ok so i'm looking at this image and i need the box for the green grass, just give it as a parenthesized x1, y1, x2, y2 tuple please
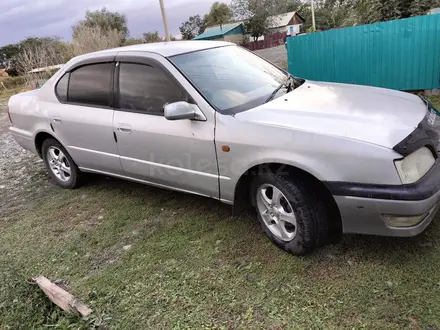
(1, 91, 440, 329)
(0, 87, 24, 108)
(428, 95, 440, 109)
(1, 169, 440, 329)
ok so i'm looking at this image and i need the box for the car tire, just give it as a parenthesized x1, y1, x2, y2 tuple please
(42, 138, 81, 189)
(251, 173, 329, 255)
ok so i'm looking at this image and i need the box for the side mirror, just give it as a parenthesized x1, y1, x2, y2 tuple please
(164, 101, 206, 121)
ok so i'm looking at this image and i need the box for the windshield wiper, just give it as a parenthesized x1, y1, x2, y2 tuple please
(264, 74, 295, 103)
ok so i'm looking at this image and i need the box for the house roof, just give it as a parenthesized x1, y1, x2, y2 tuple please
(268, 11, 304, 28)
(194, 22, 243, 40)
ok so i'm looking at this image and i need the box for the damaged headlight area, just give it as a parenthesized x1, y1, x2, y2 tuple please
(384, 204, 439, 227)
(394, 147, 435, 184)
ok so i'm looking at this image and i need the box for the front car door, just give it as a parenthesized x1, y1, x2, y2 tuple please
(52, 56, 123, 175)
(112, 52, 219, 198)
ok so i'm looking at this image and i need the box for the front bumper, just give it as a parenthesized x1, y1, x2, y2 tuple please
(327, 159, 440, 236)
(334, 192, 440, 236)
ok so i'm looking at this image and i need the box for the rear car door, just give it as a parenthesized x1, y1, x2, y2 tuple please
(112, 53, 219, 198)
(52, 58, 123, 175)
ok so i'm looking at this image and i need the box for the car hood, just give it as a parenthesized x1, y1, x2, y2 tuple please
(235, 81, 428, 149)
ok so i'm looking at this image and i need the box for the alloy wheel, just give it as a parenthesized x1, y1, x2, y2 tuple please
(256, 183, 297, 241)
(47, 146, 71, 182)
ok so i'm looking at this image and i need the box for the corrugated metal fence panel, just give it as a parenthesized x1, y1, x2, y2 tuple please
(287, 15, 440, 90)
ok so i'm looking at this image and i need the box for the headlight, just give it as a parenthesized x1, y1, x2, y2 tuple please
(394, 147, 435, 184)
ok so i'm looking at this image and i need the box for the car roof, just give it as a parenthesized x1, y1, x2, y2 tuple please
(85, 40, 233, 58)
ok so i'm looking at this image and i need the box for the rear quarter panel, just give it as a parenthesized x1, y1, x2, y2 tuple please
(8, 91, 53, 155)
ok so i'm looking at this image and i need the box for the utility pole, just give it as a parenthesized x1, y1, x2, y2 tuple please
(311, 0, 316, 31)
(159, 0, 170, 41)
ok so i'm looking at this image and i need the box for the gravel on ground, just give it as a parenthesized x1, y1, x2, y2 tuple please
(0, 101, 46, 218)
(254, 45, 288, 68)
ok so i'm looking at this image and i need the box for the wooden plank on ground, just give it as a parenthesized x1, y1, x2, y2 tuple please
(32, 276, 92, 317)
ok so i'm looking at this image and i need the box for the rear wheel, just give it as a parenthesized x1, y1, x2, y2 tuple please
(251, 173, 329, 255)
(42, 138, 81, 188)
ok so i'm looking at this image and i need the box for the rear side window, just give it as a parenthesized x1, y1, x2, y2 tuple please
(68, 63, 113, 107)
(118, 63, 185, 115)
(56, 73, 69, 102)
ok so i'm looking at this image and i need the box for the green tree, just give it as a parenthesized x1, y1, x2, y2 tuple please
(298, 0, 357, 30)
(0, 44, 20, 74)
(282, 0, 303, 12)
(231, 0, 282, 40)
(340, 0, 440, 27)
(409, 0, 440, 16)
(205, 2, 233, 27)
(179, 15, 206, 40)
(381, 0, 403, 21)
(244, 13, 270, 41)
(3, 37, 66, 76)
(233, 0, 302, 18)
(72, 8, 128, 42)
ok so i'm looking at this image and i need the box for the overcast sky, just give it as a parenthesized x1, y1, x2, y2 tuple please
(0, 0, 227, 47)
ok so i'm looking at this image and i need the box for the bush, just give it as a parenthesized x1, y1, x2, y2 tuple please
(71, 26, 123, 56)
(5, 67, 19, 77)
(1, 76, 26, 88)
(122, 38, 144, 46)
(240, 35, 250, 45)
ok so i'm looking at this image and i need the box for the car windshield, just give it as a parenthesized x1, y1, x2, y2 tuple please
(170, 45, 288, 114)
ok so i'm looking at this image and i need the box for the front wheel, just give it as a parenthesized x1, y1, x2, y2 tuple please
(251, 173, 329, 255)
(42, 138, 81, 189)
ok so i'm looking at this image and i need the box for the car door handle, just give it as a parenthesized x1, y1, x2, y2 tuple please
(116, 124, 132, 134)
(52, 117, 62, 124)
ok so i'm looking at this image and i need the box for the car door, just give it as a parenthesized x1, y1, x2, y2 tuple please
(52, 59, 123, 175)
(112, 54, 219, 198)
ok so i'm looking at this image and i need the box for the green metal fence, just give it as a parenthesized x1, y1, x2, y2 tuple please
(287, 14, 440, 91)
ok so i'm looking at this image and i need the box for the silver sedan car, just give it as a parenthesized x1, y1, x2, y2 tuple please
(8, 41, 440, 255)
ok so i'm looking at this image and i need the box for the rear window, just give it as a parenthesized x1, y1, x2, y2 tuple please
(55, 73, 69, 102)
(68, 63, 113, 107)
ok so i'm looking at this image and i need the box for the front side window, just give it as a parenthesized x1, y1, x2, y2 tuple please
(170, 46, 287, 113)
(118, 63, 185, 115)
(68, 63, 113, 107)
